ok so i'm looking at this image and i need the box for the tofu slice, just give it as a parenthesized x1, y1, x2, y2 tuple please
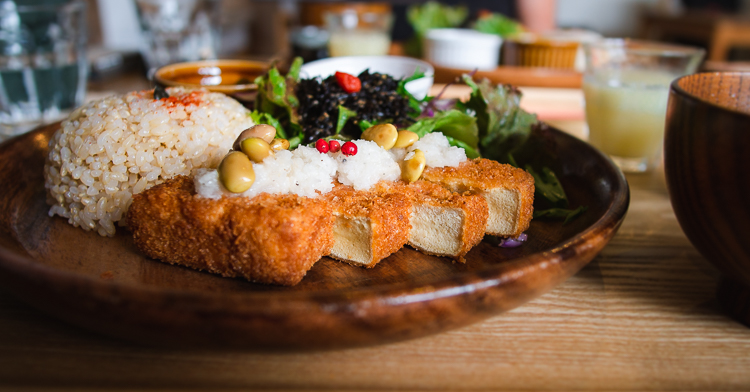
(127, 176, 334, 286)
(404, 180, 488, 262)
(325, 183, 412, 267)
(422, 159, 535, 237)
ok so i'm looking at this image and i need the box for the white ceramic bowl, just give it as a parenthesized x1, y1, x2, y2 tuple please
(299, 56, 434, 99)
(423, 28, 502, 70)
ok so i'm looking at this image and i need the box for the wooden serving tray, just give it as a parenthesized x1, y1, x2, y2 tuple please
(0, 122, 627, 351)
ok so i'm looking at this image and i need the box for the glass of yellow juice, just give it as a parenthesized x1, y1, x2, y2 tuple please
(324, 9, 393, 57)
(583, 40, 704, 172)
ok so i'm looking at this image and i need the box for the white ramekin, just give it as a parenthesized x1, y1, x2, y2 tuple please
(423, 28, 502, 70)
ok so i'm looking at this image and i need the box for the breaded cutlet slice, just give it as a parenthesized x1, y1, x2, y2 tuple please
(399, 180, 489, 262)
(422, 158, 534, 237)
(325, 182, 412, 268)
(127, 175, 334, 286)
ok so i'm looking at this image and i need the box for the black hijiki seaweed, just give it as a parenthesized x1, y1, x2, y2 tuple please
(296, 70, 415, 143)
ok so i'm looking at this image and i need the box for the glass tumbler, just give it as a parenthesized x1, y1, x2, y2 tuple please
(325, 9, 393, 57)
(0, 0, 87, 139)
(135, 0, 220, 76)
(583, 39, 704, 172)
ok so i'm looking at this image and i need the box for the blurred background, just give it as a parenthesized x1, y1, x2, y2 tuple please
(3, 0, 749, 139)
(83, 0, 750, 78)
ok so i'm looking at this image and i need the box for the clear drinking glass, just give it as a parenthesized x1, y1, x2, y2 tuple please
(325, 9, 393, 57)
(135, 0, 220, 76)
(0, 0, 87, 140)
(583, 39, 704, 172)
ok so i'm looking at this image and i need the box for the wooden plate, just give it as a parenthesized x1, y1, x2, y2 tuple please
(0, 123, 628, 351)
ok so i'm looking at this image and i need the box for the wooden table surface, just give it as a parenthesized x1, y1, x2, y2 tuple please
(1, 78, 750, 391)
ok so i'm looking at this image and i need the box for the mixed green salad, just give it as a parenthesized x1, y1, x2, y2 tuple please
(405, 1, 525, 57)
(251, 58, 585, 223)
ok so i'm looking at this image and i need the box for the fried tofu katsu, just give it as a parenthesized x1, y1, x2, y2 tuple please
(127, 175, 334, 286)
(422, 158, 534, 237)
(127, 158, 534, 286)
(325, 182, 412, 267)
(400, 180, 489, 262)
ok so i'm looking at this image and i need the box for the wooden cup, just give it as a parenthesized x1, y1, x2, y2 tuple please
(664, 72, 750, 326)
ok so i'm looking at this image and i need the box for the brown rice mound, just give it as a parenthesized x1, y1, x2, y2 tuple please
(44, 87, 254, 236)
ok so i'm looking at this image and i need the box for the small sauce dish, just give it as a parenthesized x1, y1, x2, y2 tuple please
(154, 60, 270, 95)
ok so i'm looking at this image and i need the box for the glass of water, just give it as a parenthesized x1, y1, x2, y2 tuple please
(135, 0, 220, 77)
(0, 0, 88, 140)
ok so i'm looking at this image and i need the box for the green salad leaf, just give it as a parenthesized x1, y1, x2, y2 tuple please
(249, 110, 303, 149)
(457, 74, 585, 223)
(459, 75, 537, 164)
(407, 109, 480, 158)
(525, 165, 586, 224)
(534, 206, 588, 225)
(253, 57, 304, 148)
(336, 105, 357, 135)
(472, 13, 525, 37)
(405, 1, 468, 57)
(396, 68, 431, 115)
(525, 165, 567, 208)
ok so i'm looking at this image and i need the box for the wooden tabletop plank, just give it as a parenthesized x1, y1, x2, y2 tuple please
(1, 175, 749, 390)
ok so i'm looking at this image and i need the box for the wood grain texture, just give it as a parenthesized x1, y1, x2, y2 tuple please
(0, 122, 627, 350)
(0, 176, 749, 390)
(432, 65, 582, 88)
(665, 72, 750, 326)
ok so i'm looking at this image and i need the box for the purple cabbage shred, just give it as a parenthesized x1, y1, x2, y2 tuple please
(499, 233, 528, 248)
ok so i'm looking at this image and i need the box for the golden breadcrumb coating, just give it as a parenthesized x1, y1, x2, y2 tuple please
(127, 175, 334, 286)
(402, 180, 488, 262)
(325, 182, 412, 267)
(422, 158, 534, 237)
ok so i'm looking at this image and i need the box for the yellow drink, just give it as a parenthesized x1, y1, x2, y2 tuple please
(583, 70, 675, 169)
(328, 31, 391, 57)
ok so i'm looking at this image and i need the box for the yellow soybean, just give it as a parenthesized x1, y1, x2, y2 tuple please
(393, 130, 419, 148)
(240, 137, 273, 163)
(401, 149, 426, 183)
(362, 123, 398, 150)
(218, 151, 255, 193)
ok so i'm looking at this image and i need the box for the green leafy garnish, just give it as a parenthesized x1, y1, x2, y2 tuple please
(534, 206, 588, 225)
(336, 106, 357, 135)
(525, 165, 586, 224)
(407, 109, 479, 158)
(396, 68, 430, 115)
(457, 73, 585, 223)
(472, 13, 525, 37)
(249, 110, 302, 149)
(287, 56, 303, 81)
(460, 75, 537, 164)
(525, 165, 567, 208)
(249, 111, 284, 136)
(405, 1, 468, 57)
(253, 57, 304, 148)
(359, 119, 374, 132)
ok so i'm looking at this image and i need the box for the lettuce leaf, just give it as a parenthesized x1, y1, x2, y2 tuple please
(407, 109, 479, 158)
(253, 57, 304, 148)
(249, 110, 303, 149)
(336, 105, 357, 135)
(396, 68, 430, 115)
(472, 13, 525, 37)
(460, 75, 537, 164)
(459, 74, 585, 222)
(405, 1, 468, 57)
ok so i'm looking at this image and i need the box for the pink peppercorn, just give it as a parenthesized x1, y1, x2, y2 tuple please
(315, 139, 329, 153)
(328, 140, 341, 153)
(341, 141, 357, 156)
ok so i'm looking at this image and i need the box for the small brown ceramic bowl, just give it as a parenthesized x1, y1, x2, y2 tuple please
(664, 72, 750, 326)
(153, 59, 269, 101)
